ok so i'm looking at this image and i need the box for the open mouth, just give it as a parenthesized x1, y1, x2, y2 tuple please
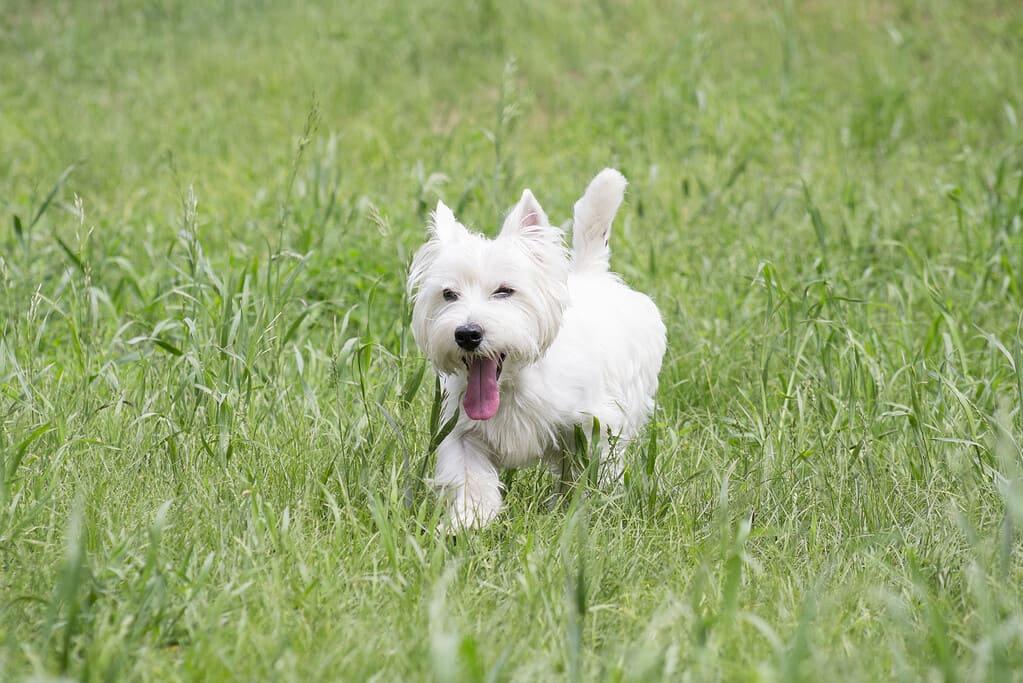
(461, 353, 505, 379)
(461, 353, 505, 421)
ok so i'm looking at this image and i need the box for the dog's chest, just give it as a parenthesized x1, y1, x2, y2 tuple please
(472, 390, 566, 468)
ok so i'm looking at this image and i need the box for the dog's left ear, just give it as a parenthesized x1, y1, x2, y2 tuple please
(500, 189, 550, 239)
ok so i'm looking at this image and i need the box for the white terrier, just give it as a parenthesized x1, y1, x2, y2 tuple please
(408, 169, 666, 529)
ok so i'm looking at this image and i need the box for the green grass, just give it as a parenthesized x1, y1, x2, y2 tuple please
(2, 0, 1023, 680)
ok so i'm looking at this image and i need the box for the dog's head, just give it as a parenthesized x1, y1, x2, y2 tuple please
(408, 190, 570, 420)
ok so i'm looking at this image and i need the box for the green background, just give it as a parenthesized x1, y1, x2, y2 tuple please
(2, 1, 1022, 680)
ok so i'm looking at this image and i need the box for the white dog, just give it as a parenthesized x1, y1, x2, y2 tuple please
(408, 169, 666, 529)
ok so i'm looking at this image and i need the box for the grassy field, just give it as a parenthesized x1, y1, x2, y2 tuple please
(2, 0, 1023, 680)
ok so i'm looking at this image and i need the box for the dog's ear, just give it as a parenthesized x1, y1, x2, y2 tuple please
(410, 201, 463, 295)
(500, 189, 550, 240)
(429, 200, 468, 242)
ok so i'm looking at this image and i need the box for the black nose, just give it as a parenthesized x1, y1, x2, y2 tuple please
(454, 323, 484, 351)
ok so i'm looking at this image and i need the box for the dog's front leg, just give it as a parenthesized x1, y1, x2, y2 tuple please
(434, 434, 502, 530)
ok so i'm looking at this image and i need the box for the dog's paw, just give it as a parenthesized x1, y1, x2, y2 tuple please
(439, 494, 502, 534)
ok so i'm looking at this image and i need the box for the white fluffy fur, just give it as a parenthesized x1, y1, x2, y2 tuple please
(408, 169, 666, 529)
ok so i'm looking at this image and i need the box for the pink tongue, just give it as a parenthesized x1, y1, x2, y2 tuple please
(463, 357, 500, 420)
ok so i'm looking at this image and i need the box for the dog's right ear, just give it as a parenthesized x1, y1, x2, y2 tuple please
(429, 200, 467, 242)
(410, 200, 469, 295)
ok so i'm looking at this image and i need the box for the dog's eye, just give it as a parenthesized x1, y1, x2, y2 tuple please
(442, 288, 459, 302)
(493, 286, 515, 299)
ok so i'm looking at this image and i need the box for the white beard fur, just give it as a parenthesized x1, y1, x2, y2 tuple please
(408, 169, 666, 530)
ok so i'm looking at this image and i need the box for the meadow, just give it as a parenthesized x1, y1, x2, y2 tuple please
(2, 0, 1023, 680)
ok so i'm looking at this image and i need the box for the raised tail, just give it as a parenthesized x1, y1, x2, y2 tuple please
(571, 168, 627, 273)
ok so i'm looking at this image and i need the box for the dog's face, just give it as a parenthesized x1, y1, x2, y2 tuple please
(408, 191, 569, 420)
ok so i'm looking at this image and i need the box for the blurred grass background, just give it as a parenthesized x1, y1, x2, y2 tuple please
(2, 1, 1023, 680)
